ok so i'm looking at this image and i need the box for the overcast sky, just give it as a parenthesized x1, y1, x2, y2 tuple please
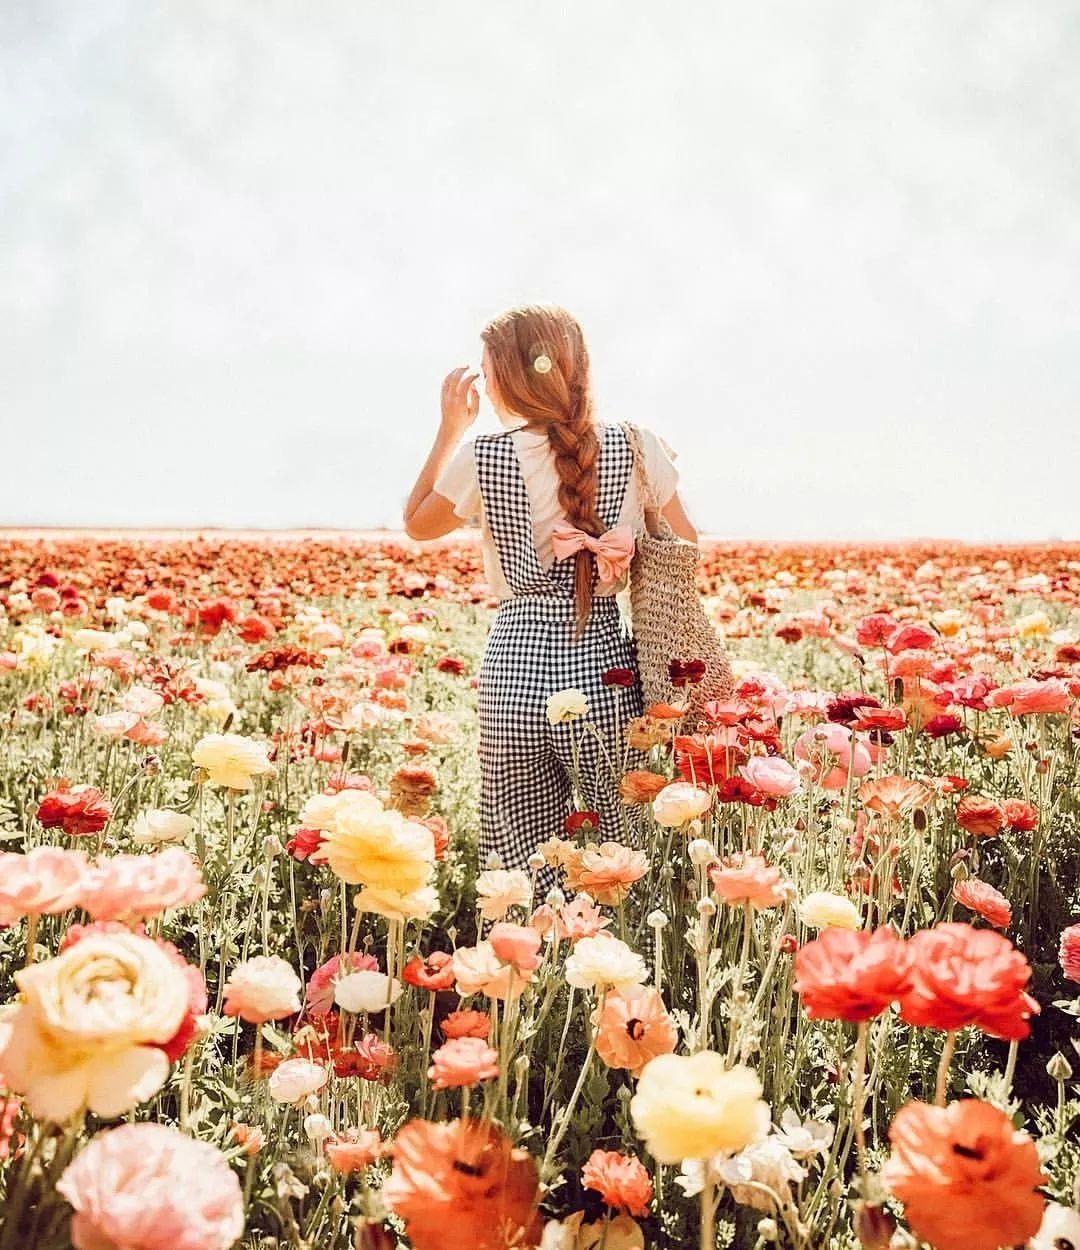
(2, 1, 1078, 539)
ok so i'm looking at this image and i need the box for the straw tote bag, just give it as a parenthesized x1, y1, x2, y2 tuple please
(620, 421, 734, 728)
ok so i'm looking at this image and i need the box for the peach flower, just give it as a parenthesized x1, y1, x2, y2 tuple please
(564, 842, 648, 905)
(0, 847, 89, 924)
(955, 795, 1005, 838)
(428, 1037, 500, 1089)
(581, 1149, 653, 1216)
(441, 1010, 491, 1040)
(80, 849, 206, 922)
(794, 723, 872, 790)
(953, 879, 1012, 929)
(595, 986, 677, 1076)
(326, 1127, 383, 1173)
(618, 771, 670, 805)
(222, 955, 302, 1024)
(739, 755, 802, 798)
(709, 853, 788, 910)
(452, 942, 531, 1000)
(489, 922, 543, 972)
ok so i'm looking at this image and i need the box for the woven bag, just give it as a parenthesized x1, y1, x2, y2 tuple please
(621, 421, 734, 729)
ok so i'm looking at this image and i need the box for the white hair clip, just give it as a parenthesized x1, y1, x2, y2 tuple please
(532, 353, 552, 374)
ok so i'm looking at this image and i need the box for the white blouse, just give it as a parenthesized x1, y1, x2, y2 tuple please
(434, 417, 679, 602)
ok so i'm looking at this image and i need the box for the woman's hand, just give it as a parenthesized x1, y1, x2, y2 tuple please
(440, 365, 480, 441)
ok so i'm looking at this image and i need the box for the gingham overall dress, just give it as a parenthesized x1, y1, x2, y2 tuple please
(475, 421, 646, 871)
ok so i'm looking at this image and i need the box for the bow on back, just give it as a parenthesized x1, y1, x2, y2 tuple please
(550, 522, 636, 584)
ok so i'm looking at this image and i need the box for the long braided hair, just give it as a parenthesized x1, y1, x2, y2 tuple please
(480, 304, 603, 636)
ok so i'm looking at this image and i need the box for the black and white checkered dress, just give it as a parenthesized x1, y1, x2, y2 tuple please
(475, 421, 646, 870)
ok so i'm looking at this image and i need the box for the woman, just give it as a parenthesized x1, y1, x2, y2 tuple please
(405, 304, 696, 872)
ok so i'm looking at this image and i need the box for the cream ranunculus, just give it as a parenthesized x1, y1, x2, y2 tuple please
(304, 790, 435, 894)
(267, 1058, 328, 1105)
(798, 891, 861, 931)
(131, 808, 196, 845)
(546, 688, 589, 725)
(652, 782, 712, 828)
(354, 885, 439, 922)
(476, 868, 533, 921)
(565, 935, 648, 993)
(630, 1053, 770, 1163)
(192, 733, 274, 791)
(0, 932, 190, 1121)
(222, 955, 302, 1024)
(334, 971, 402, 1014)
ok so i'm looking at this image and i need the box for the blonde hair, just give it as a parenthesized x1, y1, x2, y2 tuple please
(480, 304, 602, 635)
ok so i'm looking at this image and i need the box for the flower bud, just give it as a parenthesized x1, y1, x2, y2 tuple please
(696, 897, 717, 919)
(545, 888, 566, 908)
(854, 1202, 896, 1249)
(526, 852, 545, 872)
(688, 838, 716, 867)
(1047, 1051, 1073, 1083)
(646, 909, 669, 929)
(304, 1113, 333, 1143)
(834, 816, 856, 835)
(264, 834, 284, 858)
(757, 1218, 778, 1241)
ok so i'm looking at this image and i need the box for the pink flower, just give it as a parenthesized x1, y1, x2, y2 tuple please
(428, 1037, 500, 1090)
(57, 1122, 244, 1250)
(953, 879, 1012, 930)
(1060, 924, 1080, 984)
(489, 923, 543, 971)
(989, 678, 1072, 716)
(709, 853, 789, 910)
(80, 849, 206, 922)
(738, 755, 802, 798)
(0, 847, 89, 924)
(794, 724, 872, 790)
(305, 952, 379, 1017)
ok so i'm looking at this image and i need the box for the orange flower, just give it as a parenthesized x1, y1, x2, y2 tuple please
(326, 1127, 383, 1173)
(581, 1149, 653, 1217)
(708, 852, 788, 910)
(955, 795, 1005, 837)
(858, 775, 936, 820)
(428, 1037, 499, 1090)
(794, 927, 914, 1022)
(383, 1118, 542, 1250)
(1002, 798, 1038, 832)
(618, 771, 669, 805)
(595, 986, 677, 1077)
(624, 717, 671, 751)
(441, 1010, 491, 1040)
(952, 879, 1011, 930)
(643, 701, 686, 720)
(883, 1099, 1046, 1250)
(564, 842, 648, 906)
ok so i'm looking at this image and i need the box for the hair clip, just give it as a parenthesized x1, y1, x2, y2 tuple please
(532, 353, 552, 374)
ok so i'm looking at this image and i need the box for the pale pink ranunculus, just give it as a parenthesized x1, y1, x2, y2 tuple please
(57, 1122, 244, 1250)
(452, 941, 530, 1000)
(739, 755, 803, 798)
(80, 849, 206, 922)
(267, 1058, 328, 1105)
(794, 724, 873, 790)
(223, 955, 302, 1025)
(305, 952, 379, 1018)
(0, 847, 89, 924)
(488, 922, 543, 971)
(1061, 924, 1080, 984)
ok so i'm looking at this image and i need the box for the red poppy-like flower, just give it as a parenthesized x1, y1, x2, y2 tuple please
(565, 810, 600, 836)
(899, 923, 1038, 1040)
(955, 795, 1005, 838)
(952, 879, 1011, 930)
(581, 1149, 654, 1217)
(924, 714, 964, 739)
(886, 622, 937, 654)
(716, 775, 770, 807)
(402, 950, 456, 992)
(419, 813, 451, 859)
(383, 1118, 542, 1250)
(435, 656, 467, 675)
(285, 828, 327, 863)
(794, 927, 914, 1022)
(441, 1009, 491, 1040)
(883, 1099, 1046, 1250)
(36, 782, 112, 836)
(855, 613, 898, 647)
(1060, 923, 1080, 983)
(602, 667, 637, 688)
(826, 693, 882, 726)
(669, 659, 707, 686)
(1002, 798, 1038, 833)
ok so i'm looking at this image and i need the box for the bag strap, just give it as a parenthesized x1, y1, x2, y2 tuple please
(621, 421, 671, 540)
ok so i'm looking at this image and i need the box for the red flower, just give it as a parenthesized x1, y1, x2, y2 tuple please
(899, 923, 1039, 1040)
(564, 810, 600, 836)
(1002, 798, 1038, 832)
(952, 879, 1011, 930)
(924, 714, 964, 739)
(826, 693, 882, 726)
(602, 667, 637, 688)
(668, 658, 706, 687)
(436, 656, 467, 675)
(285, 828, 327, 864)
(886, 622, 937, 654)
(794, 927, 914, 1022)
(402, 951, 456, 992)
(36, 782, 112, 836)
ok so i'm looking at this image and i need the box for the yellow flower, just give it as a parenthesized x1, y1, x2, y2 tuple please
(546, 688, 589, 725)
(354, 885, 439, 922)
(303, 790, 434, 893)
(652, 782, 711, 828)
(1016, 610, 1050, 639)
(0, 932, 190, 1121)
(192, 733, 273, 790)
(798, 891, 861, 930)
(931, 609, 966, 637)
(631, 1053, 770, 1163)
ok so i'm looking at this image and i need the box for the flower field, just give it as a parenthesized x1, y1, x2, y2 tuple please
(1, 533, 1079, 1250)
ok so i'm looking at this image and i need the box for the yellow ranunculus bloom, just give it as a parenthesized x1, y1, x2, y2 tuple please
(798, 891, 861, 930)
(631, 1053, 770, 1163)
(302, 790, 434, 894)
(192, 733, 274, 790)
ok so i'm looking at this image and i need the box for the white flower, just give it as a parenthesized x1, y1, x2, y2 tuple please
(773, 1108, 834, 1160)
(476, 868, 533, 921)
(268, 1058, 327, 1105)
(131, 808, 196, 846)
(92, 711, 141, 740)
(119, 686, 164, 718)
(565, 935, 648, 992)
(72, 629, 118, 653)
(798, 891, 860, 931)
(334, 970, 402, 1014)
(545, 688, 589, 725)
(652, 782, 711, 828)
(303, 1113, 334, 1144)
(1029, 1204, 1080, 1250)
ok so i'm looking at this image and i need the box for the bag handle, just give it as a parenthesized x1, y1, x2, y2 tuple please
(622, 421, 673, 540)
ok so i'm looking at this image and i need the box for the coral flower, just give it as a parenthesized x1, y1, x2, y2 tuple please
(618, 771, 669, 805)
(428, 1037, 500, 1089)
(1002, 798, 1038, 832)
(581, 1149, 654, 1217)
(709, 853, 788, 910)
(595, 986, 678, 1077)
(402, 950, 456, 991)
(794, 724, 872, 790)
(383, 1118, 542, 1250)
(441, 1010, 491, 1040)
(0, 847, 88, 924)
(952, 879, 1012, 930)
(857, 775, 936, 820)
(1059, 923, 1080, 983)
(37, 782, 112, 836)
(955, 795, 1005, 837)
(899, 923, 1039, 1040)
(564, 842, 648, 905)
(883, 1099, 1046, 1250)
(551, 894, 613, 943)
(326, 1127, 383, 1173)
(489, 922, 543, 971)
(80, 849, 206, 922)
(793, 927, 914, 1022)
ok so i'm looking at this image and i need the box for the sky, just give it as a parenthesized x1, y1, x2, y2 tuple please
(2, 1, 1079, 540)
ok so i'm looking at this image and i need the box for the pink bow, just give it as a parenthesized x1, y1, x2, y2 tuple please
(551, 522, 636, 584)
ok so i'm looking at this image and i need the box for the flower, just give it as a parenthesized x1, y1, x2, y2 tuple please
(1002, 798, 1038, 832)
(383, 1118, 542, 1250)
(56, 1122, 244, 1250)
(1060, 923, 1080, 983)
(581, 1150, 653, 1216)
(476, 868, 533, 920)
(191, 733, 274, 790)
(355, 885, 439, 921)
(334, 970, 402, 1014)
(793, 927, 913, 1021)
(303, 790, 435, 894)
(955, 794, 1005, 837)
(953, 878, 1012, 929)
(80, 849, 206, 921)
(899, 923, 1039, 1040)
(709, 853, 788, 910)
(798, 891, 861, 931)
(428, 1037, 500, 1089)
(618, 771, 670, 804)
(489, 922, 543, 971)
(883, 1099, 1046, 1250)
(858, 775, 936, 819)
(595, 986, 678, 1076)
(564, 843, 648, 905)
(546, 688, 589, 724)
(0, 931, 190, 1120)
(652, 782, 711, 828)
(441, 1010, 492, 1040)
(222, 955, 302, 1024)
(131, 808, 196, 845)
(267, 1058, 329, 1104)
(1029, 1203, 1080, 1250)
(306, 952, 379, 1016)
(739, 755, 802, 797)
(453, 942, 531, 1000)
(0, 847, 88, 924)
(402, 950, 456, 992)
(631, 1053, 770, 1163)
(565, 936, 648, 993)
(326, 1127, 383, 1174)
(37, 782, 112, 836)
(704, 1135, 808, 1210)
